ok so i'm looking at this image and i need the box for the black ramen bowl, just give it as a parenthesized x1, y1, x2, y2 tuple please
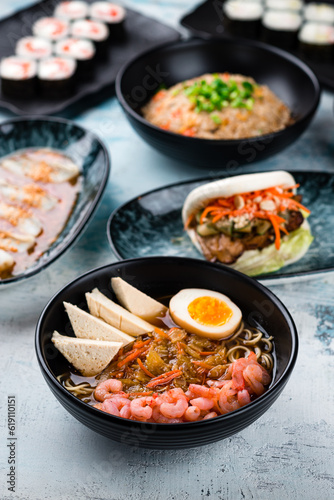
(0, 116, 110, 287)
(35, 256, 298, 450)
(116, 37, 320, 168)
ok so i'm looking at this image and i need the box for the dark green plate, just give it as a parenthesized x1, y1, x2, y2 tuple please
(0, 116, 110, 286)
(107, 171, 334, 281)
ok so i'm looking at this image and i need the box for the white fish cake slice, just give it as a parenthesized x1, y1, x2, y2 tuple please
(1, 148, 80, 183)
(0, 230, 35, 252)
(0, 179, 57, 211)
(0, 202, 42, 237)
(51, 331, 123, 377)
(0, 248, 14, 273)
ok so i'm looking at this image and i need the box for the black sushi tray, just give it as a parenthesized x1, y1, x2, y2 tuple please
(0, 0, 181, 115)
(180, 0, 334, 90)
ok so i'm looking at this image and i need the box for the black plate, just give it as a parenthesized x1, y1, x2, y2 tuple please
(0, 0, 180, 115)
(0, 116, 110, 286)
(35, 256, 298, 449)
(116, 38, 320, 168)
(107, 171, 334, 281)
(180, 0, 334, 90)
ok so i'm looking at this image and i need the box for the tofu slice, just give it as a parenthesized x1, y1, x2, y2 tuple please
(0, 249, 14, 273)
(0, 230, 35, 253)
(0, 202, 42, 237)
(111, 277, 168, 325)
(0, 179, 57, 211)
(51, 331, 122, 377)
(64, 302, 133, 346)
(86, 288, 155, 337)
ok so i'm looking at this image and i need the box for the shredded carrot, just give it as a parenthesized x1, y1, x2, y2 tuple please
(200, 351, 216, 356)
(160, 121, 171, 130)
(152, 90, 166, 102)
(136, 358, 155, 378)
(127, 391, 154, 397)
(268, 214, 281, 250)
(182, 127, 196, 137)
(177, 341, 184, 354)
(147, 369, 182, 388)
(133, 339, 152, 349)
(117, 347, 147, 368)
(154, 327, 169, 339)
(192, 360, 213, 369)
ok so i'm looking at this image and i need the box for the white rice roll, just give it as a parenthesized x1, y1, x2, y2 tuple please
(224, 1, 264, 20)
(304, 3, 334, 24)
(298, 22, 334, 45)
(0, 57, 37, 80)
(70, 19, 109, 41)
(16, 37, 53, 60)
(263, 11, 302, 31)
(55, 38, 95, 60)
(32, 17, 69, 41)
(265, 0, 303, 12)
(38, 56, 77, 81)
(54, 1, 89, 21)
(89, 2, 126, 24)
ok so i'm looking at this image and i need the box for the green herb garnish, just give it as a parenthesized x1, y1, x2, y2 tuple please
(183, 76, 256, 123)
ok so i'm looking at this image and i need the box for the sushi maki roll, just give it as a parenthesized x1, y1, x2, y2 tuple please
(298, 22, 334, 61)
(16, 37, 53, 60)
(55, 38, 96, 77)
(262, 10, 302, 48)
(265, 0, 304, 12)
(32, 17, 70, 42)
(38, 56, 77, 98)
(89, 2, 126, 40)
(71, 20, 109, 58)
(54, 1, 89, 21)
(303, 3, 334, 25)
(0, 57, 37, 98)
(223, 1, 264, 38)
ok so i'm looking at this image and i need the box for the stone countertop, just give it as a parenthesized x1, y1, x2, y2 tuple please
(0, 1, 333, 499)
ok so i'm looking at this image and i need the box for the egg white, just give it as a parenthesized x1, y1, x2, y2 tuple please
(169, 288, 242, 340)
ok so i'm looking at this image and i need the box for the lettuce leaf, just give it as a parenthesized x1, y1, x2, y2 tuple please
(231, 226, 314, 277)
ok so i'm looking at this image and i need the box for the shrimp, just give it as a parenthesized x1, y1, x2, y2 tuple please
(202, 411, 218, 420)
(218, 380, 240, 414)
(184, 405, 201, 422)
(101, 399, 120, 417)
(152, 406, 183, 423)
(189, 397, 214, 411)
(186, 384, 219, 400)
(243, 364, 266, 396)
(237, 389, 251, 407)
(108, 395, 130, 412)
(130, 396, 156, 421)
(159, 388, 188, 419)
(94, 379, 123, 402)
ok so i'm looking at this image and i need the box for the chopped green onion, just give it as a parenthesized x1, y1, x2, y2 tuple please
(242, 81, 254, 92)
(183, 76, 256, 114)
(211, 114, 222, 124)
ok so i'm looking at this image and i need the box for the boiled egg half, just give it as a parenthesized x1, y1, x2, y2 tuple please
(169, 289, 242, 339)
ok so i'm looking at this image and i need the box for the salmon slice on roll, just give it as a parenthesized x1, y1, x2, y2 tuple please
(182, 171, 313, 277)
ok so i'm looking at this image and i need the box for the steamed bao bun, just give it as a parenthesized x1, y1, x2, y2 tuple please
(169, 288, 242, 339)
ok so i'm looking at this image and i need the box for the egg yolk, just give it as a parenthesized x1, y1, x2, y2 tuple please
(187, 296, 233, 326)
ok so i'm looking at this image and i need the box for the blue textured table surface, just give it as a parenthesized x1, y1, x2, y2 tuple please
(0, 1, 334, 500)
